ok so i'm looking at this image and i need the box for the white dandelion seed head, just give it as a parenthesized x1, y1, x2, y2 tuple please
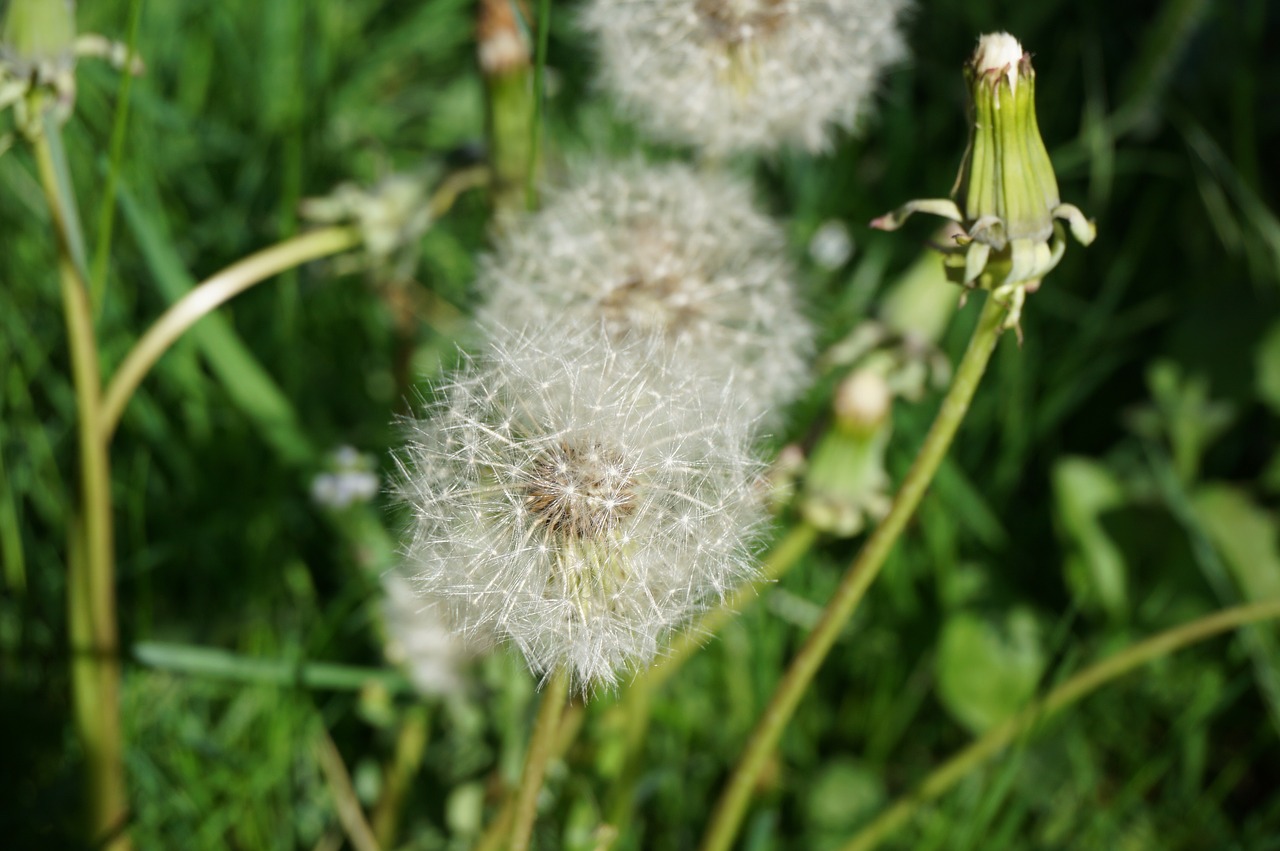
(581, 0, 910, 154)
(476, 160, 812, 425)
(394, 329, 767, 692)
(380, 575, 474, 697)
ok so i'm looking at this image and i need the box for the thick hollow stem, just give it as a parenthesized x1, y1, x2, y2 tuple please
(34, 126, 130, 850)
(840, 598, 1280, 851)
(699, 294, 1009, 851)
(509, 668, 570, 851)
(99, 226, 360, 440)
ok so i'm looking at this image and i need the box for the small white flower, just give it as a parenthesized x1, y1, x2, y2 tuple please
(477, 160, 812, 424)
(310, 446, 381, 510)
(581, 0, 909, 154)
(380, 575, 473, 697)
(809, 220, 854, 270)
(395, 329, 765, 690)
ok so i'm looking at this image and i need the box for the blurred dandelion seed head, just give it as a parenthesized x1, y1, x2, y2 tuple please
(478, 160, 811, 422)
(581, 0, 910, 153)
(381, 576, 472, 697)
(395, 330, 765, 690)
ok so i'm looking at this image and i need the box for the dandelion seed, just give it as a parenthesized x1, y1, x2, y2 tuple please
(477, 160, 812, 424)
(580, 0, 909, 154)
(395, 329, 765, 691)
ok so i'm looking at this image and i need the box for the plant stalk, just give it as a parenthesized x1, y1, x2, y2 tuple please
(699, 293, 1009, 851)
(99, 226, 360, 440)
(643, 522, 819, 692)
(509, 668, 570, 851)
(840, 598, 1280, 851)
(34, 122, 130, 850)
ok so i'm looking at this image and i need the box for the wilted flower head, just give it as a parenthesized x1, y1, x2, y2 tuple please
(380, 575, 474, 697)
(300, 171, 438, 281)
(1, 0, 143, 145)
(395, 329, 765, 690)
(581, 0, 909, 154)
(477, 160, 811, 424)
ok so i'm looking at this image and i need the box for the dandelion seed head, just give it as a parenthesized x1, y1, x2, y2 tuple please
(395, 329, 766, 691)
(477, 161, 812, 423)
(581, 0, 910, 154)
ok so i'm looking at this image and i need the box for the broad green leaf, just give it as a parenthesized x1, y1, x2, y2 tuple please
(1257, 320, 1280, 417)
(936, 607, 1047, 734)
(1053, 456, 1129, 619)
(1192, 484, 1280, 602)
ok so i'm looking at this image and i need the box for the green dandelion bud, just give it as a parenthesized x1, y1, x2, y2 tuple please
(1, 0, 76, 75)
(871, 33, 1096, 335)
(801, 369, 894, 537)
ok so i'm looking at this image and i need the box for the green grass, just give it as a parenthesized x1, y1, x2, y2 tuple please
(2, 0, 1279, 849)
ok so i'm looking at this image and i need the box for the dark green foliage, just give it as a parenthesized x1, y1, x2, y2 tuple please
(2, 0, 1279, 848)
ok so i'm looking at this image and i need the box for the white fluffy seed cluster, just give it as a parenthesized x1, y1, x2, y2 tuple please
(477, 160, 812, 423)
(581, 0, 910, 154)
(396, 331, 764, 688)
(394, 159, 814, 691)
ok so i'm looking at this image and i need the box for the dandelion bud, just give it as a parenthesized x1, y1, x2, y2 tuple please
(801, 370, 893, 537)
(833, 368, 892, 434)
(477, 160, 812, 424)
(1, 0, 75, 77)
(581, 0, 909, 154)
(395, 329, 765, 691)
(871, 33, 1096, 334)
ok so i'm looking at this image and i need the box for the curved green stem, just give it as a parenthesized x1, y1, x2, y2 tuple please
(509, 668, 570, 851)
(840, 598, 1280, 851)
(34, 120, 130, 850)
(643, 522, 819, 692)
(99, 226, 360, 441)
(700, 294, 1009, 851)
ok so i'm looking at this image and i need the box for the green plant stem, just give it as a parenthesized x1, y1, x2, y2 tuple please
(699, 294, 1009, 851)
(371, 705, 431, 848)
(34, 122, 130, 850)
(99, 226, 360, 440)
(644, 522, 819, 692)
(473, 702, 584, 851)
(89, 0, 144, 315)
(315, 722, 382, 851)
(509, 668, 570, 851)
(840, 598, 1280, 851)
(526, 0, 550, 210)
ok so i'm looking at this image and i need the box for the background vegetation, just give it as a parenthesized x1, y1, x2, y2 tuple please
(2, 0, 1279, 848)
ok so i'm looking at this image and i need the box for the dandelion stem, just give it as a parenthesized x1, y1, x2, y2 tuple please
(99, 226, 360, 441)
(315, 722, 382, 851)
(509, 667, 570, 851)
(699, 293, 1009, 851)
(839, 598, 1280, 851)
(526, 0, 551, 211)
(34, 114, 130, 851)
(371, 705, 431, 848)
(474, 702, 584, 851)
